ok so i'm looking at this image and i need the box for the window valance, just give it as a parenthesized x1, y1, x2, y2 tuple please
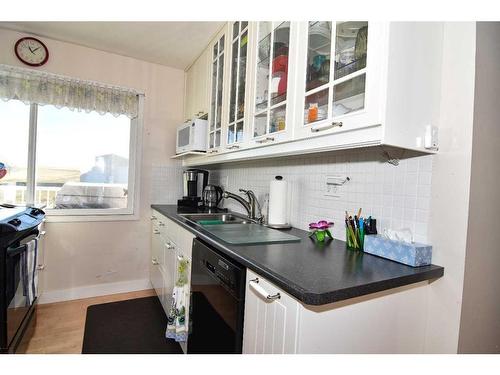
(0, 64, 141, 118)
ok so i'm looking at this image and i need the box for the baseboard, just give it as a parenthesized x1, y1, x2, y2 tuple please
(38, 278, 152, 304)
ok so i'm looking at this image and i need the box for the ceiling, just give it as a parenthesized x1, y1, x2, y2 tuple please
(0, 22, 225, 70)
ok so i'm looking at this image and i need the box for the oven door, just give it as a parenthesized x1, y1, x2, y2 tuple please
(5, 249, 30, 346)
(5, 234, 37, 348)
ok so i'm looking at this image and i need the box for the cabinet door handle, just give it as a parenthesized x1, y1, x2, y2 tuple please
(152, 258, 159, 265)
(226, 145, 240, 150)
(249, 278, 281, 301)
(151, 216, 157, 221)
(158, 222, 165, 227)
(311, 121, 343, 133)
(36, 264, 45, 271)
(255, 137, 275, 144)
(153, 230, 160, 234)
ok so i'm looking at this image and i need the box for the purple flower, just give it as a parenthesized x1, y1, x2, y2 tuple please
(309, 220, 334, 230)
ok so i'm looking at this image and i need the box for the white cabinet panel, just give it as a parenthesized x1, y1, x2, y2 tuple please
(243, 269, 299, 354)
(243, 268, 430, 354)
(184, 46, 211, 121)
(163, 241, 177, 311)
(36, 221, 47, 297)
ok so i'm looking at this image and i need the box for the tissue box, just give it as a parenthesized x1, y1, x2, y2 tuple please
(363, 235, 432, 267)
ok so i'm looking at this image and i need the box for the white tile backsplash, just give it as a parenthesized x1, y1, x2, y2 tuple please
(150, 149, 434, 243)
(150, 163, 183, 204)
(207, 149, 433, 243)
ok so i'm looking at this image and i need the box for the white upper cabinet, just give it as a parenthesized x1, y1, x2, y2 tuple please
(184, 46, 211, 121)
(182, 22, 445, 166)
(207, 28, 229, 153)
(224, 21, 250, 151)
(293, 21, 383, 139)
(248, 21, 297, 147)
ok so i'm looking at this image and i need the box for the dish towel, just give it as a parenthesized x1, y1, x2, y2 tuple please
(166, 257, 190, 342)
(20, 238, 38, 306)
(166, 284, 189, 342)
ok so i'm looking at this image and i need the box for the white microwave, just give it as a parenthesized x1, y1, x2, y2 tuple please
(176, 119, 208, 154)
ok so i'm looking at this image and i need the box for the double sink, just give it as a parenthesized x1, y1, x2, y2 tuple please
(181, 212, 256, 225)
(180, 212, 300, 245)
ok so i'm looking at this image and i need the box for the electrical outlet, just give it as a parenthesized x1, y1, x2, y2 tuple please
(326, 183, 340, 197)
(325, 174, 349, 198)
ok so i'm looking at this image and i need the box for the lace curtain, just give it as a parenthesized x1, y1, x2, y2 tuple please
(0, 64, 140, 118)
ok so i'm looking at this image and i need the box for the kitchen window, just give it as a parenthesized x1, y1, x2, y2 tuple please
(0, 65, 142, 219)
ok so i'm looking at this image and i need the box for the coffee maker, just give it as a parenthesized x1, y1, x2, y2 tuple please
(178, 169, 209, 207)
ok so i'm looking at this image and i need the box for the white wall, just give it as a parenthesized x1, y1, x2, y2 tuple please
(0, 28, 185, 302)
(458, 22, 500, 354)
(424, 22, 476, 353)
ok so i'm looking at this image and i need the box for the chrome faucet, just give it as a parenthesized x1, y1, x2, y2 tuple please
(223, 189, 263, 223)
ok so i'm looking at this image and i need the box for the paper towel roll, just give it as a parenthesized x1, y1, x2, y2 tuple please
(268, 176, 288, 225)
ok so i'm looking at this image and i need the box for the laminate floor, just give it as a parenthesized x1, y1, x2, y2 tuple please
(18, 289, 156, 354)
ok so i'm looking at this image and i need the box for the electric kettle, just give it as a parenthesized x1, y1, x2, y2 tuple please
(203, 185, 223, 208)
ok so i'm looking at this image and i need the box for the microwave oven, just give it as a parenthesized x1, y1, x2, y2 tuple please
(176, 119, 208, 154)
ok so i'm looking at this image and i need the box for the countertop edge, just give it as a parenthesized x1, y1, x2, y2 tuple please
(151, 205, 445, 306)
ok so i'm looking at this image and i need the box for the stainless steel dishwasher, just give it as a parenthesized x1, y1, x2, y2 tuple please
(187, 238, 246, 354)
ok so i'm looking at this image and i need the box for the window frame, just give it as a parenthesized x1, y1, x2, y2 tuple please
(16, 95, 143, 222)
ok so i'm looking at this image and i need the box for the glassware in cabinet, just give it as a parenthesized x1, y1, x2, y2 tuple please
(301, 21, 369, 129)
(208, 34, 226, 150)
(226, 21, 249, 147)
(251, 21, 292, 142)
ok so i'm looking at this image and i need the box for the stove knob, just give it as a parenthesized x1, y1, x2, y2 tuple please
(30, 208, 43, 216)
(8, 218, 22, 227)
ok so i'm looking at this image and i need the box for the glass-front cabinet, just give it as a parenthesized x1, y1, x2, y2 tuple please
(208, 30, 227, 153)
(249, 21, 295, 146)
(225, 21, 249, 150)
(294, 21, 380, 139)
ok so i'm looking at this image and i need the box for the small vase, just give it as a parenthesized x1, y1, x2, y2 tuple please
(310, 229, 332, 243)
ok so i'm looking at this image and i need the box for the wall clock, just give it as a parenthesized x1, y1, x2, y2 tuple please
(15, 37, 49, 67)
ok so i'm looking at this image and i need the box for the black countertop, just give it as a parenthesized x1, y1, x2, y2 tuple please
(151, 205, 444, 306)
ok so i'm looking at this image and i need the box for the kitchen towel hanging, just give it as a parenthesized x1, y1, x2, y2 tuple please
(166, 256, 190, 343)
(268, 175, 288, 226)
(20, 238, 38, 306)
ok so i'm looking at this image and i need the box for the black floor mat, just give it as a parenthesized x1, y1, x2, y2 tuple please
(82, 296, 183, 354)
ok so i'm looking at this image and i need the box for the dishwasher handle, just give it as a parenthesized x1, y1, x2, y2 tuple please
(249, 278, 281, 302)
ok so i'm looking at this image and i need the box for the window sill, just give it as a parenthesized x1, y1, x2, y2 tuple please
(45, 212, 140, 223)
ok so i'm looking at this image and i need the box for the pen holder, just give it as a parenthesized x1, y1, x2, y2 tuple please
(346, 226, 364, 251)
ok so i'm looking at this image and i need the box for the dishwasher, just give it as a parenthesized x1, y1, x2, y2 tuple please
(187, 238, 246, 354)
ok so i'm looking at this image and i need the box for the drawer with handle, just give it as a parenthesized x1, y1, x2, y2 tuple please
(248, 277, 281, 301)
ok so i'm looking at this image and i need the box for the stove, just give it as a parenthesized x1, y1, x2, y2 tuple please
(0, 205, 45, 353)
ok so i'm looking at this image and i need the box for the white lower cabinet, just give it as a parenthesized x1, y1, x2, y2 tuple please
(243, 269, 299, 354)
(243, 269, 430, 354)
(150, 222, 166, 310)
(36, 221, 47, 297)
(150, 209, 195, 352)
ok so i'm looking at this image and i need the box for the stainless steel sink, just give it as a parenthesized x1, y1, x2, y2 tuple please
(180, 212, 255, 225)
